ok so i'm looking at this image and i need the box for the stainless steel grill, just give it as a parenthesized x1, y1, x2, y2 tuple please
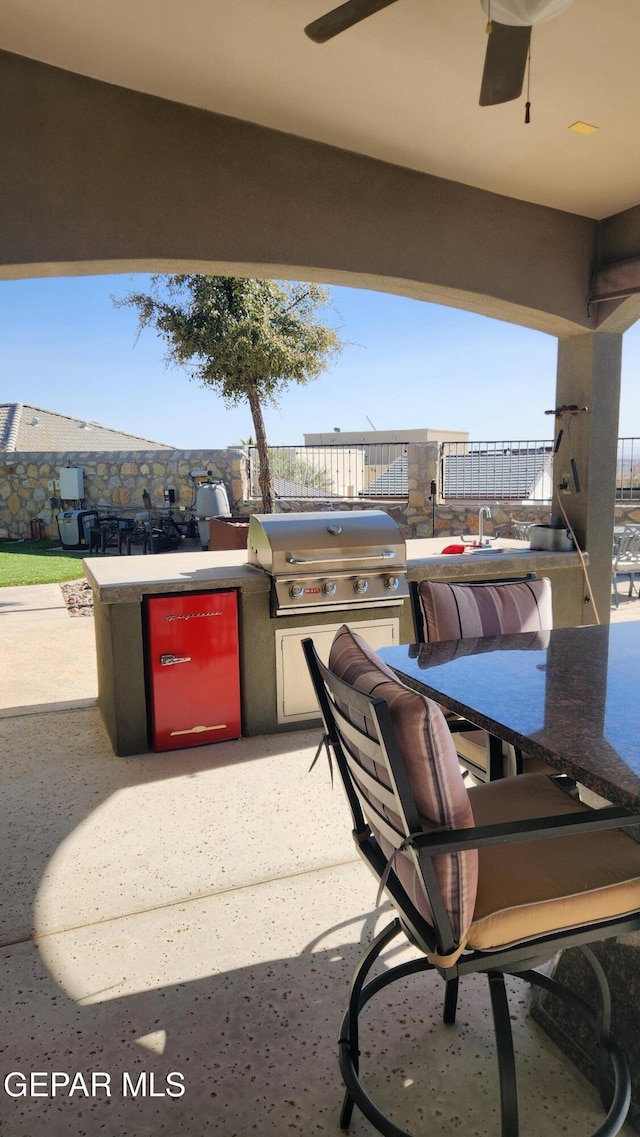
(247, 510, 409, 615)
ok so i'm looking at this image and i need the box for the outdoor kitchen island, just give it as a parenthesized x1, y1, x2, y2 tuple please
(84, 535, 586, 757)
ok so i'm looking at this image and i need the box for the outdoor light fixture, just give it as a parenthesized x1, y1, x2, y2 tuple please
(479, 0, 574, 120)
(480, 0, 573, 25)
(568, 121, 599, 134)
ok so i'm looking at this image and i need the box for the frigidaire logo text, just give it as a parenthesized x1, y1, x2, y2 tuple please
(165, 611, 223, 622)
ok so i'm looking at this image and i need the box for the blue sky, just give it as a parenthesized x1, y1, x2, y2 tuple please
(2, 273, 639, 448)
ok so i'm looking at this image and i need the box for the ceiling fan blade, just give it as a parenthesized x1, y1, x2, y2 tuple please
(479, 21, 531, 105)
(305, 0, 400, 44)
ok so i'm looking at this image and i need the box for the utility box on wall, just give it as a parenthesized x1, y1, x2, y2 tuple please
(58, 466, 84, 500)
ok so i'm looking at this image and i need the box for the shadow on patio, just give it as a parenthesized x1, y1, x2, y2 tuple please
(0, 705, 632, 1135)
(0, 581, 637, 1134)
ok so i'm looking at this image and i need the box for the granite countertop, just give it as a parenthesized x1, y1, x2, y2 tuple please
(84, 537, 583, 604)
(380, 624, 640, 810)
(406, 537, 583, 579)
(84, 548, 270, 604)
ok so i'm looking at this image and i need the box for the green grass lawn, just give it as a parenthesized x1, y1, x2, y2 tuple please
(0, 539, 88, 587)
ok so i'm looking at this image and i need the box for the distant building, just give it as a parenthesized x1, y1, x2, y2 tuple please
(301, 428, 469, 498)
(0, 403, 174, 452)
(304, 428, 469, 446)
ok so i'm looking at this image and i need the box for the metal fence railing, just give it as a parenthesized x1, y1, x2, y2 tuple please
(616, 438, 640, 501)
(248, 443, 409, 500)
(441, 441, 554, 502)
(248, 437, 640, 504)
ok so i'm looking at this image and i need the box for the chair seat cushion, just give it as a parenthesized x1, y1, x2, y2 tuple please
(329, 624, 478, 941)
(466, 773, 640, 951)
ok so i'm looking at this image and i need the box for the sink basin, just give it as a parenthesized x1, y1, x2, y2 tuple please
(469, 547, 510, 554)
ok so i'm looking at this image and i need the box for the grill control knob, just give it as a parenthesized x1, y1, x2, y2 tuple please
(323, 581, 337, 596)
(384, 576, 400, 591)
(354, 578, 368, 594)
(289, 584, 305, 600)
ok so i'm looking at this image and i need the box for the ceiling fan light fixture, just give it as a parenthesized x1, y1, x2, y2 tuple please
(568, 121, 599, 135)
(480, 0, 573, 27)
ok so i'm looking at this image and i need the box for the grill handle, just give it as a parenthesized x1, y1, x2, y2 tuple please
(286, 550, 397, 565)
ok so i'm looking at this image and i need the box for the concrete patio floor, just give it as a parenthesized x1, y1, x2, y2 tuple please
(0, 579, 638, 1136)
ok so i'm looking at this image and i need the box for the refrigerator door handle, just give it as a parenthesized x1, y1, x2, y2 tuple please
(160, 653, 192, 666)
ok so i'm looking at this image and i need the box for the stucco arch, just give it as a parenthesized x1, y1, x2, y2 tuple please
(2, 48, 637, 619)
(0, 50, 602, 339)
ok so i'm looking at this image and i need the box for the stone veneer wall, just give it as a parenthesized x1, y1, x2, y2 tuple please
(275, 498, 553, 539)
(0, 449, 249, 539)
(2, 441, 636, 542)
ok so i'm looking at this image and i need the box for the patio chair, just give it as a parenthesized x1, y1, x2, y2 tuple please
(511, 520, 533, 541)
(88, 516, 149, 555)
(87, 516, 122, 555)
(303, 623, 640, 1137)
(412, 577, 554, 781)
(612, 525, 640, 607)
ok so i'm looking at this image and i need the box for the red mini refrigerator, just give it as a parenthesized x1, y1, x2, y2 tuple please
(146, 591, 241, 750)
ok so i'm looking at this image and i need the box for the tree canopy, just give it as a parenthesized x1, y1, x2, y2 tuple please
(115, 275, 344, 512)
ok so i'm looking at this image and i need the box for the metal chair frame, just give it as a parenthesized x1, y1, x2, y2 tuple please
(88, 516, 151, 555)
(303, 635, 640, 1137)
(612, 525, 640, 606)
(511, 520, 534, 541)
(87, 513, 188, 555)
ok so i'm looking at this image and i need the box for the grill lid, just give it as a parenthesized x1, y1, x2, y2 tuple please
(247, 510, 406, 575)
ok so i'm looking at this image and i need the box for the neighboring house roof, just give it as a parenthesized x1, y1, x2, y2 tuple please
(273, 476, 338, 499)
(364, 456, 408, 496)
(443, 450, 553, 499)
(0, 403, 175, 452)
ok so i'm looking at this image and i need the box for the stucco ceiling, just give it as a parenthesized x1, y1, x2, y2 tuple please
(3, 0, 640, 220)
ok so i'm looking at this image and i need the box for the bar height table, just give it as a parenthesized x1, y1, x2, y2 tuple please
(380, 622, 640, 1128)
(380, 622, 640, 810)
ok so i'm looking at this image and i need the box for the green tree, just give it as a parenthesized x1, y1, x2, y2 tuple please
(115, 275, 343, 513)
(268, 448, 333, 492)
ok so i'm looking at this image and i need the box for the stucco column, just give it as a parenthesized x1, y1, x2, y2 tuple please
(407, 443, 440, 536)
(553, 331, 623, 624)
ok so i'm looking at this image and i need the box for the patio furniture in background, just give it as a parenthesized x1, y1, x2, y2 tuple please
(303, 624, 640, 1137)
(87, 516, 147, 555)
(88, 516, 130, 555)
(612, 524, 640, 606)
(511, 519, 534, 540)
(87, 513, 188, 555)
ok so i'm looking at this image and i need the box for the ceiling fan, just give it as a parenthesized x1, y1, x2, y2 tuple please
(304, 0, 574, 107)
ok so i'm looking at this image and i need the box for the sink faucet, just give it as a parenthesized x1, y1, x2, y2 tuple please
(478, 505, 492, 546)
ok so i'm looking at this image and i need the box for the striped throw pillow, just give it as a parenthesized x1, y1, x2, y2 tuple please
(417, 578, 552, 643)
(329, 624, 477, 943)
